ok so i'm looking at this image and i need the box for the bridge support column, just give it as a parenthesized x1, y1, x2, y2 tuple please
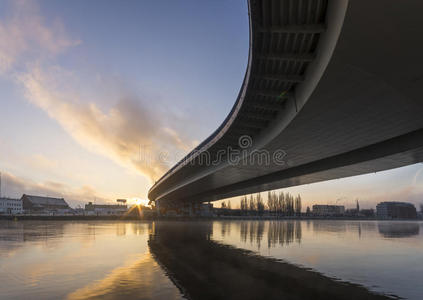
(155, 200, 161, 216)
(186, 202, 194, 217)
(181, 201, 199, 217)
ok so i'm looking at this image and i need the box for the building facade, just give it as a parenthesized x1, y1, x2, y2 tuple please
(21, 194, 72, 214)
(312, 205, 345, 216)
(376, 202, 417, 219)
(0, 198, 23, 215)
(85, 201, 127, 215)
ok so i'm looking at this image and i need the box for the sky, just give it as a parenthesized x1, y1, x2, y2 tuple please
(0, 0, 422, 209)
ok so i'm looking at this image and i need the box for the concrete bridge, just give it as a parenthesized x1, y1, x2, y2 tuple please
(148, 0, 423, 210)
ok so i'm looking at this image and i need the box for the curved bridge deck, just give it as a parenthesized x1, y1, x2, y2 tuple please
(149, 0, 423, 206)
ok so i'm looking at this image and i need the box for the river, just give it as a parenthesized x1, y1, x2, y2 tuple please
(0, 220, 422, 299)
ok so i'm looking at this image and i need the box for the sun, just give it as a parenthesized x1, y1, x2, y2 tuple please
(132, 198, 149, 207)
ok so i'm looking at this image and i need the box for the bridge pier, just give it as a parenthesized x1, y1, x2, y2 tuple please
(155, 200, 162, 216)
(155, 199, 201, 217)
(182, 201, 197, 216)
(154, 199, 211, 217)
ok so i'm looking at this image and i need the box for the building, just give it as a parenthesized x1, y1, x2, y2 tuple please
(0, 197, 23, 215)
(199, 203, 214, 217)
(85, 200, 127, 215)
(345, 208, 358, 216)
(360, 209, 375, 218)
(312, 205, 345, 216)
(376, 202, 417, 219)
(21, 194, 72, 214)
(344, 200, 361, 216)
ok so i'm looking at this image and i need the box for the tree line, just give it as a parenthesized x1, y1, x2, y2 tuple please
(237, 191, 302, 216)
(239, 194, 266, 215)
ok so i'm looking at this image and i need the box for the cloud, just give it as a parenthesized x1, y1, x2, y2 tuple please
(412, 166, 423, 186)
(1, 0, 194, 183)
(29, 154, 58, 170)
(362, 185, 423, 210)
(18, 64, 193, 182)
(0, 0, 80, 73)
(0, 171, 108, 207)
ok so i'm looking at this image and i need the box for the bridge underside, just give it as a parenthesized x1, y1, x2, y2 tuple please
(149, 0, 423, 208)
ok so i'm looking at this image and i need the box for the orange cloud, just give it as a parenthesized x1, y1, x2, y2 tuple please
(18, 65, 193, 182)
(0, 0, 194, 184)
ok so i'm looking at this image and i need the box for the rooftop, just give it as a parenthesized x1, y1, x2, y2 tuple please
(22, 194, 69, 207)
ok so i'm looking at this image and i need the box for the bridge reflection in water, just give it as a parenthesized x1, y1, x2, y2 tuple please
(149, 221, 392, 300)
(2, 220, 420, 299)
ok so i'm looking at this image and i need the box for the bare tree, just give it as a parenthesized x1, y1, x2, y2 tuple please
(284, 193, 294, 216)
(249, 194, 256, 213)
(267, 191, 273, 214)
(257, 193, 265, 215)
(278, 192, 286, 215)
(240, 196, 248, 214)
(295, 194, 302, 216)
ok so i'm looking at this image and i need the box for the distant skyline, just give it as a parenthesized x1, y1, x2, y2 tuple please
(1, 0, 422, 209)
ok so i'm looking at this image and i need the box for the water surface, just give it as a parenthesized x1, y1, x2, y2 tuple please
(212, 220, 423, 299)
(0, 221, 183, 300)
(0, 220, 422, 299)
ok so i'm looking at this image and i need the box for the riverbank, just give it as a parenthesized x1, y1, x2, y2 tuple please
(0, 214, 421, 221)
(0, 215, 153, 221)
